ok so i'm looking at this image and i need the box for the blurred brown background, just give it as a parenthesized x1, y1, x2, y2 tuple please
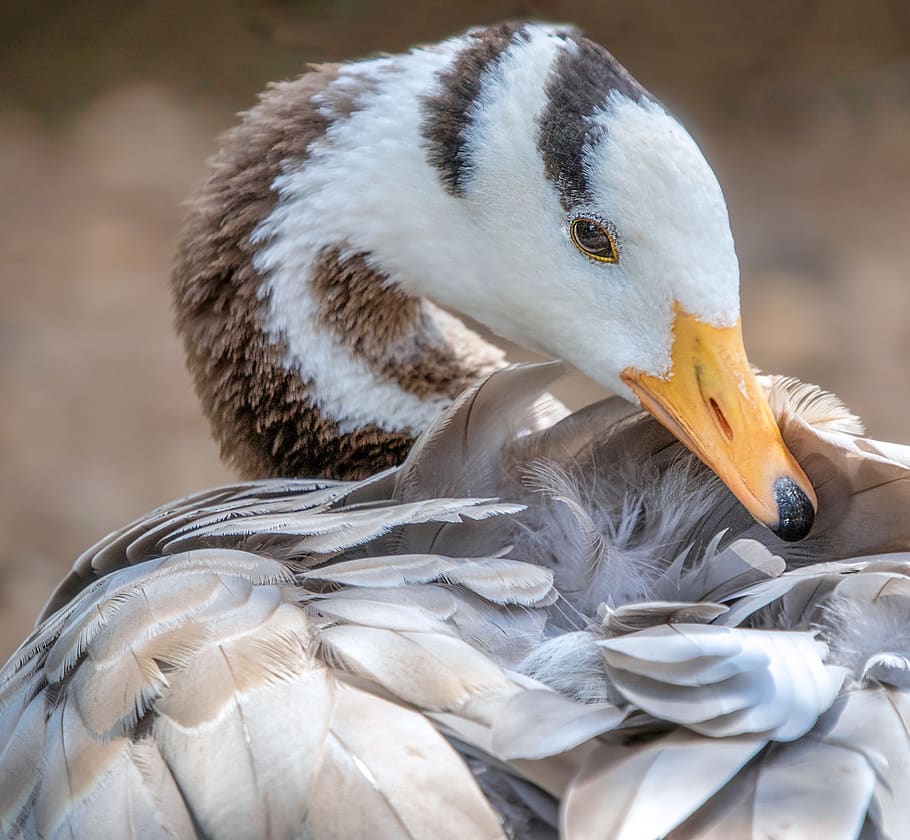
(2, 0, 909, 659)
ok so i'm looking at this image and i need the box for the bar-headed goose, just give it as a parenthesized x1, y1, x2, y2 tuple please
(2, 22, 909, 840)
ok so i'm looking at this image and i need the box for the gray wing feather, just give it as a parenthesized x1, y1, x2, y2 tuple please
(561, 732, 767, 839)
(394, 361, 564, 502)
(1, 546, 508, 838)
(7, 365, 910, 838)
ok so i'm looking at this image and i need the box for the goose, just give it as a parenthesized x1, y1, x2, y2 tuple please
(2, 21, 910, 839)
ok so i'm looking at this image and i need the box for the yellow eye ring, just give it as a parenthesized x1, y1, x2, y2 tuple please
(570, 217, 619, 263)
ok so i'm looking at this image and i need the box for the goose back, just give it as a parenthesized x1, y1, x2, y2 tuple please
(3, 364, 910, 838)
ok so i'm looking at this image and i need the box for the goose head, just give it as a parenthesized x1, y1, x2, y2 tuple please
(175, 22, 816, 540)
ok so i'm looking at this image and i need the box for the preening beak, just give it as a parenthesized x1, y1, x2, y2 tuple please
(621, 305, 817, 541)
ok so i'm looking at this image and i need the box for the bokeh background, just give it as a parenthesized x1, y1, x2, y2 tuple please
(2, 0, 909, 659)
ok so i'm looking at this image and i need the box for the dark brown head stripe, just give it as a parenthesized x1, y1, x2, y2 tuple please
(420, 23, 529, 196)
(538, 35, 649, 211)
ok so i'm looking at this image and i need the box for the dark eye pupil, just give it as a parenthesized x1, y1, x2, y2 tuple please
(572, 218, 616, 260)
(579, 222, 607, 248)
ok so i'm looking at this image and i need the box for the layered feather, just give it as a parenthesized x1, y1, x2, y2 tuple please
(3, 366, 910, 838)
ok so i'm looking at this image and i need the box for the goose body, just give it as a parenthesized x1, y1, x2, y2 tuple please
(4, 366, 910, 838)
(3, 22, 910, 839)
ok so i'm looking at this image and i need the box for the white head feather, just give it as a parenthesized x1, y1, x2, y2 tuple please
(256, 24, 742, 401)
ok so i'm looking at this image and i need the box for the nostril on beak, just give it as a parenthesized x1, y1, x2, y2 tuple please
(708, 398, 733, 442)
(771, 477, 815, 541)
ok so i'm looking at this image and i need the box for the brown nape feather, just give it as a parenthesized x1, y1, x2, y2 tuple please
(174, 64, 349, 479)
(172, 65, 496, 480)
(172, 65, 378, 478)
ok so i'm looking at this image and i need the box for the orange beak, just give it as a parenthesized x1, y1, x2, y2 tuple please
(621, 304, 817, 541)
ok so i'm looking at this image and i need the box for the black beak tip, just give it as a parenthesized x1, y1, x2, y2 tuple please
(771, 477, 815, 542)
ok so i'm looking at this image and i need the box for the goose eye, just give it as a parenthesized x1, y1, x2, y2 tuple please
(570, 217, 618, 263)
